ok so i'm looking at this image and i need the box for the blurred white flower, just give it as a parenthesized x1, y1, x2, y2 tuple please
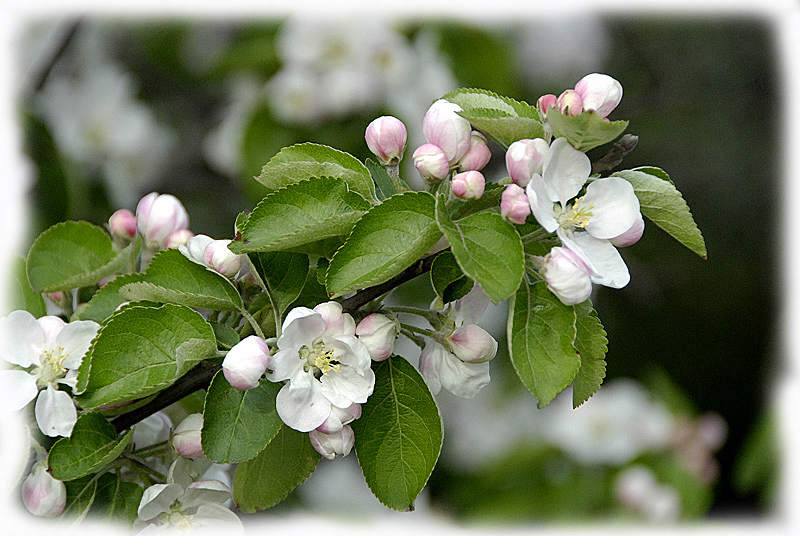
(615, 465, 681, 523)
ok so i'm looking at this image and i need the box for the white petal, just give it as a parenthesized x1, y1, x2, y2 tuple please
(265, 348, 304, 382)
(276, 382, 331, 432)
(453, 284, 490, 325)
(0, 310, 45, 367)
(278, 307, 324, 350)
(562, 232, 630, 289)
(138, 483, 183, 520)
(330, 334, 372, 371)
(180, 480, 231, 508)
(55, 320, 100, 370)
(434, 344, 490, 398)
(542, 137, 591, 204)
(192, 504, 245, 533)
(0, 369, 39, 410)
(35, 385, 78, 437)
(583, 177, 640, 239)
(320, 365, 374, 407)
(418, 345, 442, 395)
(526, 174, 559, 233)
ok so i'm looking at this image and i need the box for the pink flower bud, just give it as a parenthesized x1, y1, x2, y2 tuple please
(136, 192, 190, 250)
(108, 208, 137, 241)
(447, 324, 498, 363)
(313, 301, 356, 337)
(505, 138, 549, 187)
(309, 425, 355, 460)
(172, 413, 204, 458)
(412, 143, 450, 180)
(44, 291, 69, 310)
(164, 228, 194, 250)
(500, 184, 531, 225)
(610, 215, 645, 247)
(542, 246, 593, 305)
(557, 89, 584, 116)
(22, 463, 66, 517)
(574, 73, 623, 118)
(182, 234, 214, 264)
(537, 94, 557, 115)
(316, 403, 362, 434)
(456, 131, 491, 172)
(355, 313, 398, 361)
(365, 116, 408, 165)
(222, 336, 271, 391)
(451, 170, 485, 200)
(203, 239, 243, 279)
(422, 99, 472, 164)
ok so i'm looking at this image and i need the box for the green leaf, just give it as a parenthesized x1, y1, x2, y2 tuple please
(352, 356, 443, 512)
(571, 301, 608, 408)
(233, 424, 321, 512)
(247, 252, 309, 320)
(202, 370, 283, 464)
(547, 109, 629, 152)
(48, 413, 133, 481)
(507, 280, 580, 408)
(233, 177, 370, 254)
(449, 182, 505, 220)
(210, 321, 240, 350)
(5, 255, 46, 317)
(27, 221, 129, 293)
(365, 158, 398, 200)
(256, 142, 376, 201)
(459, 112, 545, 149)
(326, 191, 442, 297)
(612, 168, 707, 258)
(93, 472, 144, 525)
(430, 250, 473, 305)
(71, 273, 143, 324)
(118, 249, 243, 311)
(76, 303, 217, 408)
(435, 195, 524, 303)
(63, 475, 99, 522)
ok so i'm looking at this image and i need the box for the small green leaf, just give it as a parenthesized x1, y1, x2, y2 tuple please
(326, 191, 442, 297)
(27, 221, 128, 293)
(63, 475, 99, 522)
(613, 168, 707, 258)
(202, 370, 283, 464)
(48, 413, 133, 481)
(210, 321, 240, 350)
(547, 109, 628, 152)
(247, 252, 309, 320)
(5, 255, 46, 317)
(71, 274, 143, 324)
(233, 425, 321, 512)
(256, 142, 376, 201)
(571, 301, 608, 408)
(365, 158, 397, 200)
(352, 356, 443, 512)
(507, 280, 580, 408)
(449, 181, 505, 220)
(76, 303, 217, 408)
(118, 249, 243, 311)
(430, 251, 473, 304)
(234, 177, 370, 253)
(460, 112, 545, 149)
(435, 195, 524, 303)
(93, 472, 144, 525)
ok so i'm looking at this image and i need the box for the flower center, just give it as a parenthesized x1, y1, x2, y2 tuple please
(35, 347, 69, 386)
(299, 341, 341, 378)
(556, 196, 594, 230)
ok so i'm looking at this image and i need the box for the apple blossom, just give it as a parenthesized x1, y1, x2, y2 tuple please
(266, 302, 374, 432)
(500, 184, 531, 225)
(204, 239, 243, 279)
(355, 313, 398, 361)
(309, 425, 355, 460)
(451, 170, 485, 200)
(172, 413, 204, 458)
(419, 341, 490, 398)
(541, 246, 594, 305)
(22, 462, 66, 517)
(0, 310, 99, 436)
(365, 115, 407, 165)
(164, 228, 194, 250)
(537, 93, 557, 115)
(446, 324, 497, 363)
(455, 130, 491, 172)
(412, 143, 450, 180)
(556, 89, 583, 116)
(315, 403, 361, 435)
(222, 336, 271, 391)
(422, 99, 472, 164)
(574, 72, 623, 118)
(179, 233, 214, 265)
(505, 138, 549, 187)
(108, 208, 137, 241)
(136, 192, 190, 250)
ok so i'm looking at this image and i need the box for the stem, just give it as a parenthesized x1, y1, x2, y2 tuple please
(124, 455, 166, 486)
(385, 162, 407, 192)
(400, 323, 433, 337)
(591, 134, 639, 175)
(240, 308, 265, 339)
(134, 440, 171, 459)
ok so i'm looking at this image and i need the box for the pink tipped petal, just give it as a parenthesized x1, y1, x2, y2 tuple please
(575, 73, 623, 118)
(610, 216, 645, 247)
(418, 344, 442, 395)
(542, 138, 592, 204)
(583, 177, 640, 239)
(35, 385, 78, 437)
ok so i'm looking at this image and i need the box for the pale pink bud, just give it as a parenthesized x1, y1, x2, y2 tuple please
(537, 94, 557, 115)
(172, 413, 204, 458)
(182, 234, 214, 264)
(44, 291, 68, 309)
(412, 143, 450, 180)
(22, 463, 66, 517)
(696, 412, 727, 451)
(456, 131, 491, 172)
(447, 324, 498, 363)
(313, 301, 356, 337)
(222, 336, 271, 391)
(422, 99, 472, 164)
(309, 425, 355, 460)
(610, 215, 645, 247)
(542, 246, 593, 305)
(505, 138, 549, 187)
(108, 208, 137, 240)
(574, 73, 623, 118)
(451, 170, 485, 200)
(557, 89, 584, 116)
(356, 313, 398, 361)
(365, 116, 408, 165)
(203, 239, 242, 279)
(136, 192, 190, 250)
(500, 184, 531, 225)
(315, 403, 362, 434)
(164, 228, 194, 250)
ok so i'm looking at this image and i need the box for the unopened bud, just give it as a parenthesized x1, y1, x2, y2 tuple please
(313, 301, 356, 337)
(456, 131, 491, 172)
(412, 143, 450, 180)
(204, 239, 243, 279)
(172, 413, 204, 458)
(181, 234, 214, 264)
(500, 184, 531, 224)
(309, 425, 355, 460)
(537, 94, 557, 115)
(108, 208, 137, 241)
(356, 313, 398, 361)
(446, 324, 498, 363)
(557, 89, 584, 116)
(574, 73, 623, 118)
(451, 170, 485, 200)
(422, 99, 472, 164)
(316, 403, 362, 434)
(542, 246, 593, 305)
(365, 116, 408, 165)
(505, 138, 549, 187)
(164, 228, 194, 250)
(136, 192, 190, 250)
(22, 463, 66, 517)
(223, 336, 271, 391)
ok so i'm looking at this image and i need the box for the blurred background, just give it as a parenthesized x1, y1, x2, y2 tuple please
(7, 11, 780, 525)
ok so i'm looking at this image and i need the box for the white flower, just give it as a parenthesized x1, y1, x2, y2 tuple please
(0, 311, 99, 437)
(22, 461, 66, 517)
(525, 137, 640, 288)
(309, 425, 355, 460)
(267, 302, 374, 432)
